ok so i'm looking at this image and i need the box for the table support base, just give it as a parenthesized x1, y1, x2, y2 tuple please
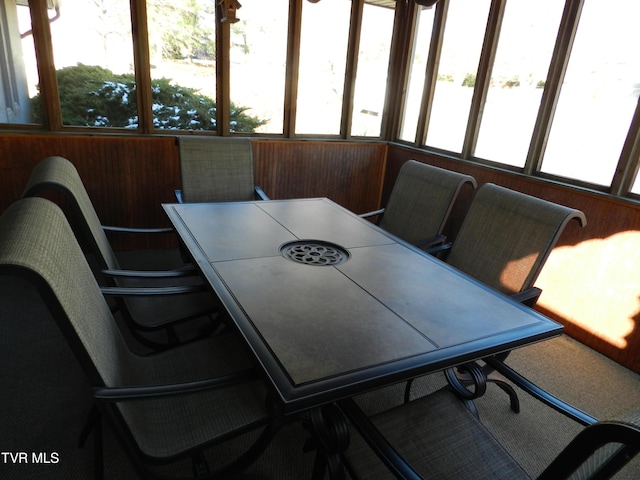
(307, 404, 350, 480)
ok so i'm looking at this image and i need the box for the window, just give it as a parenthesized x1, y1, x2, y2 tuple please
(147, 0, 217, 131)
(49, 0, 135, 128)
(400, 0, 640, 196)
(630, 152, 640, 194)
(1, 1, 38, 124)
(5, 0, 640, 203)
(425, 0, 490, 153)
(350, 1, 394, 137)
(229, 0, 288, 134)
(399, 5, 435, 142)
(541, 0, 640, 186)
(474, 1, 563, 167)
(295, 0, 351, 135)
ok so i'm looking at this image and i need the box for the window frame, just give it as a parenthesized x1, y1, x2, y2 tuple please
(2, 0, 640, 202)
(396, 0, 640, 201)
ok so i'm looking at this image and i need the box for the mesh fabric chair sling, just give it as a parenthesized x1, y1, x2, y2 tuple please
(361, 160, 476, 248)
(407, 183, 587, 411)
(22, 156, 220, 350)
(340, 387, 640, 480)
(0, 197, 282, 479)
(443, 183, 586, 305)
(175, 136, 269, 203)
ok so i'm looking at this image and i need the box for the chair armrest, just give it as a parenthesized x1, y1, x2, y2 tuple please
(359, 208, 385, 219)
(93, 368, 258, 402)
(101, 264, 198, 279)
(538, 416, 640, 480)
(254, 186, 270, 201)
(175, 187, 268, 201)
(102, 225, 174, 234)
(100, 284, 207, 296)
(338, 397, 424, 480)
(423, 242, 452, 256)
(510, 287, 542, 307)
(413, 234, 447, 250)
(484, 356, 598, 426)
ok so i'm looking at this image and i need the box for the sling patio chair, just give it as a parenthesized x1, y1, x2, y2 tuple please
(406, 183, 587, 411)
(0, 197, 284, 480)
(22, 155, 222, 351)
(340, 385, 640, 480)
(435, 182, 586, 306)
(360, 160, 476, 248)
(175, 136, 269, 203)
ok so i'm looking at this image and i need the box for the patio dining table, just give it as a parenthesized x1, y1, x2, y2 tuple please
(163, 197, 563, 474)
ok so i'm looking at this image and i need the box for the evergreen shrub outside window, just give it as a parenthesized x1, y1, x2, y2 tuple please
(31, 64, 266, 132)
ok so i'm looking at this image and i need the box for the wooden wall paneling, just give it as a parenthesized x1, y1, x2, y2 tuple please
(253, 140, 387, 214)
(1, 135, 389, 251)
(387, 143, 640, 373)
(0, 134, 180, 251)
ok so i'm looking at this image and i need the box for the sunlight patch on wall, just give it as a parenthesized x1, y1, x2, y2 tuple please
(534, 231, 640, 350)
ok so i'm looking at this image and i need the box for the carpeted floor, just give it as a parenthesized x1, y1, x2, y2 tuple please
(2, 249, 640, 479)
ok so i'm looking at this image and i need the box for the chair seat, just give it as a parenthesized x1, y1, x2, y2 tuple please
(345, 388, 530, 479)
(117, 275, 219, 330)
(117, 332, 268, 459)
(22, 156, 222, 349)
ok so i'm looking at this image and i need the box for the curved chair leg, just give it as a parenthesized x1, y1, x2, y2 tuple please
(192, 452, 210, 477)
(487, 375, 520, 413)
(403, 379, 414, 403)
(78, 405, 104, 480)
(93, 416, 104, 480)
(454, 356, 521, 413)
(404, 356, 521, 412)
(78, 403, 104, 480)
(78, 404, 100, 448)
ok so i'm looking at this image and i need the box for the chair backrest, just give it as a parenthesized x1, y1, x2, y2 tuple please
(1, 198, 274, 470)
(0, 197, 130, 388)
(379, 161, 477, 244)
(446, 183, 586, 296)
(22, 156, 120, 271)
(178, 136, 256, 202)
